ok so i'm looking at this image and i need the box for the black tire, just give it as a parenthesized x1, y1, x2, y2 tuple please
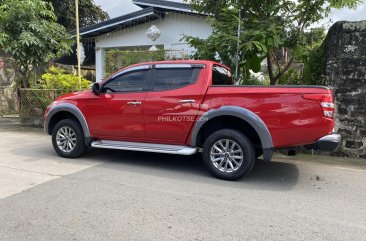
(203, 129, 255, 181)
(52, 118, 86, 158)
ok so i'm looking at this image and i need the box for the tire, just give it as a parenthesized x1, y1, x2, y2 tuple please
(52, 118, 86, 158)
(203, 129, 255, 181)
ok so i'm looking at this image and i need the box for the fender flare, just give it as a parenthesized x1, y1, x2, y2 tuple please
(45, 103, 91, 142)
(190, 106, 274, 161)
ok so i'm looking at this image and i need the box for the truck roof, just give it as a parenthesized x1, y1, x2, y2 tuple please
(105, 60, 231, 81)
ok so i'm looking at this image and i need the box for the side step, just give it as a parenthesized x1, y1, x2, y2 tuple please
(91, 140, 198, 156)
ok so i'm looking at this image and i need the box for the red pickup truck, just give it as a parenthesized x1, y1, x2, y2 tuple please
(44, 60, 340, 180)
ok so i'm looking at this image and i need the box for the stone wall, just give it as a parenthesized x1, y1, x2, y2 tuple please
(0, 86, 19, 117)
(325, 21, 366, 158)
(0, 56, 16, 86)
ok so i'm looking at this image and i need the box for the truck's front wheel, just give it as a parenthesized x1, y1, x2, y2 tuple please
(203, 129, 255, 181)
(52, 119, 86, 158)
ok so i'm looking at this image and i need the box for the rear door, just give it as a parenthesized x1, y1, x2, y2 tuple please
(143, 64, 207, 145)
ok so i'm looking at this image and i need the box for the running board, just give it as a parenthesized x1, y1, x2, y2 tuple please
(91, 140, 198, 156)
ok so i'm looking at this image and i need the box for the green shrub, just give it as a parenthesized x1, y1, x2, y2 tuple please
(20, 67, 91, 120)
(277, 68, 303, 85)
(104, 50, 166, 76)
(240, 75, 270, 86)
(302, 46, 327, 85)
(39, 66, 91, 92)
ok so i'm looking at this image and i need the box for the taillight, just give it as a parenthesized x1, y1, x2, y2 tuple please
(303, 94, 335, 118)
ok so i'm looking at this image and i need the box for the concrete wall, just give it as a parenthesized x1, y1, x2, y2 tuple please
(325, 21, 366, 158)
(95, 13, 212, 81)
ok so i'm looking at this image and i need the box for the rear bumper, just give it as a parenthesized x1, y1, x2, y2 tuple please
(315, 133, 341, 152)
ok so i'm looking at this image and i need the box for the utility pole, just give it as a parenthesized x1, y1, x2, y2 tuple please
(235, 8, 241, 81)
(75, 0, 82, 90)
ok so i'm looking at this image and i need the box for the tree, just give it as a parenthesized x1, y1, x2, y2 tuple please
(300, 28, 327, 85)
(185, 0, 361, 85)
(293, 28, 326, 62)
(0, 0, 73, 88)
(45, 0, 109, 31)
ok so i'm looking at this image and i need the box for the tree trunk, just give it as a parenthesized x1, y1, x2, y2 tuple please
(267, 51, 276, 85)
(20, 70, 30, 89)
(267, 50, 295, 85)
(275, 57, 294, 81)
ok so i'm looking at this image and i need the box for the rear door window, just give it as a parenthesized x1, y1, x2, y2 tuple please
(153, 68, 200, 91)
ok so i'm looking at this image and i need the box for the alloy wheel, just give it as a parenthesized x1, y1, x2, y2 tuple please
(56, 126, 77, 153)
(210, 139, 244, 173)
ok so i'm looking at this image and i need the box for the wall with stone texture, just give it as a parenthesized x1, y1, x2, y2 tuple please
(324, 21, 366, 158)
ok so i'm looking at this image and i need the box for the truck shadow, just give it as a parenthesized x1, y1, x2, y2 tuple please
(8, 139, 299, 191)
(85, 149, 299, 191)
(248, 160, 299, 189)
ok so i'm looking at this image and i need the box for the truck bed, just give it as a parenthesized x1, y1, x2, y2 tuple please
(203, 85, 334, 148)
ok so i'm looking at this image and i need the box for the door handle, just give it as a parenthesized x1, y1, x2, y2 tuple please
(179, 99, 195, 103)
(127, 101, 142, 105)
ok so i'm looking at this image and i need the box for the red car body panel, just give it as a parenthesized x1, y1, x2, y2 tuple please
(46, 60, 335, 150)
(142, 71, 208, 144)
(201, 87, 334, 148)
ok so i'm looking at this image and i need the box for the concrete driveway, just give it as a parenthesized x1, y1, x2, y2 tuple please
(0, 126, 366, 241)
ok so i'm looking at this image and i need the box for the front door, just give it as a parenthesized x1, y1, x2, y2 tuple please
(87, 66, 150, 141)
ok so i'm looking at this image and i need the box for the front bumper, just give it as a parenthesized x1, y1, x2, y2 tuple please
(315, 133, 341, 152)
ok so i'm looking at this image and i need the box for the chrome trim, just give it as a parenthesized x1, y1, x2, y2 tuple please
(318, 133, 341, 143)
(91, 140, 198, 155)
(313, 133, 341, 152)
(111, 65, 150, 79)
(155, 64, 205, 69)
(155, 64, 192, 69)
(127, 101, 142, 105)
(179, 99, 195, 103)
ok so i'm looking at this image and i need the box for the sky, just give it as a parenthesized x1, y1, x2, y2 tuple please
(95, 0, 366, 28)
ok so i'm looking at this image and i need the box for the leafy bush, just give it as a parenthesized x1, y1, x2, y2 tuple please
(302, 46, 327, 85)
(39, 66, 91, 92)
(277, 68, 303, 85)
(239, 72, 270, 86)
(105, 50, 165, 77)
(240, 78, 268, 86)
(20, 67, 91, 121)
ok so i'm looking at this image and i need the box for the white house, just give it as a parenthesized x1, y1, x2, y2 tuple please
(78, 0, 213, 81)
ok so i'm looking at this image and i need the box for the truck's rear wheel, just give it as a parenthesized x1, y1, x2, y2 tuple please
(52, 119, 86, 158)
(203, 129, 255, 181)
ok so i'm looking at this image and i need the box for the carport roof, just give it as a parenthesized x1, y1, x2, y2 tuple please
(78, 0, 206, 39)
(133, 0, 200, 14)
(78, 7, 160, 38)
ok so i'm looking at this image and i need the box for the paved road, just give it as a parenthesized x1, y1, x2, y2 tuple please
(0, 126, 366, 241)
